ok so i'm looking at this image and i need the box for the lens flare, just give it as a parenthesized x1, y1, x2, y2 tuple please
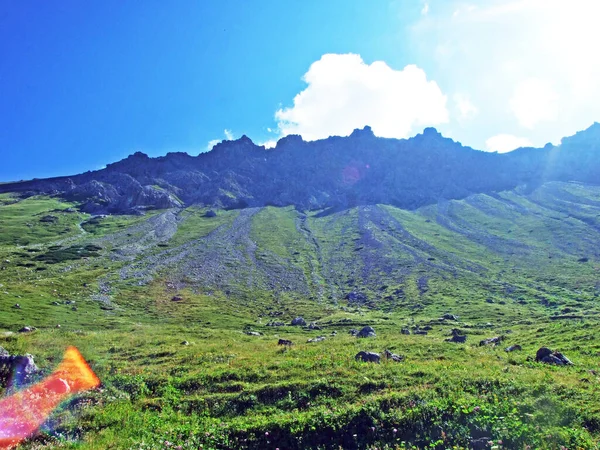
(0, 346, 100, 449)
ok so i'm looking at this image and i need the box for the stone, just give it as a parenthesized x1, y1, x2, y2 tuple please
(308, 322, 321, 330)
(383, 349, 404, 362)
(442, 313, 458, 321)
(245, 331, 261, 336)
(479, 336, 504, 346)
(357, 326, 376, 338)
(0, 353, 39, 388)
(18, 326, 34, 333)
(277, 339, 293, 347)
(13, 303, 20, 309)
(181, 340, 189, 345)
(355, 351, 381, 363)
(204, 210, 217, 217)
(307, 336, 326, 343)
(349, 329, 359, 336)
(291, 317, 307, 326)
(535, 347, 573, 365)
(446, 334, 467, 343)
(401, 328, 411, 335)
(505, 344, 522, 352)
(171, 295, 183, 302)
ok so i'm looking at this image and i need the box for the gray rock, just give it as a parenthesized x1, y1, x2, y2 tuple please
(0, 353, 39, 388)
(355, 351, 381, 363)
(535, 347, 573, 365)
(442, 313, 458, 321)
(401, 328, 411, 335)
(205, 210, 217, 218)
(291, 317, 307, 326)
(383, 349, 404, 362)
(18, 326, 34, 333)
(171, 295, 183, 302)
(245, 331, 261, 336)
(505, 344, 522, 352)
(349, 329, 359, 336)
(308, 322, 321, 330)
(277, 339, 293, 347)
(357, 326, 376, 338)
(345, 291, 367, 304)
(307, 336, 326, 343)
(480, 336, 504, 346)
(181, 340, 189, 345)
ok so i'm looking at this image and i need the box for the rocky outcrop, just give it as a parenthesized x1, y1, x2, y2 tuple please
(4, 123, 600, 214)
(535, 347, 573, 365)
(357, 326, 376, 338)
(355, 351, 380, 363)
(0, 347, 39, 388)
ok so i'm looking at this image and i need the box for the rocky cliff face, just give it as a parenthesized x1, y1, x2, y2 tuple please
(2, 123, 599, 214)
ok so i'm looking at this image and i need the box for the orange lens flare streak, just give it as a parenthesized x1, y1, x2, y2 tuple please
(0, 346, 100, 449)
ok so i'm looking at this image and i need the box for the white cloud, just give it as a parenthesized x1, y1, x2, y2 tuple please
(509, 78, 558, 128)
(453, 93, 478, 121)
(206, 129, 236, 151)
(259, 140, 278, 149)
(485, 134, 533, 153)
(421, 2, 430, 15)
(206, 139, 220, 151)
(274, 53, 448, 141)
(411, 0, 600, 150)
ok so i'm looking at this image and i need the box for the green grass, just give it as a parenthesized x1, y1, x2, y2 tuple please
(1, 185, 600, 449)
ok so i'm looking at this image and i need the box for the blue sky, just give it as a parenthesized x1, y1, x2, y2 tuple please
(1, 1, 598, 181)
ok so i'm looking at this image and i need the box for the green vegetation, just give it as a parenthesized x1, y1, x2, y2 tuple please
(1, 183, 600, 448)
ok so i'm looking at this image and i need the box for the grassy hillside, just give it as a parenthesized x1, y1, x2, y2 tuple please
(1, 183, 600, 449)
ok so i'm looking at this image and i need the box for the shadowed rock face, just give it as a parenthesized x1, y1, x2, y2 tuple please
(2, 124, 600, 214)
(0, 347, 39, 388)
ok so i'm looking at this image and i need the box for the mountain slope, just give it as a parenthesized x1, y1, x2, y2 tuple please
(2, 123, 600, 214)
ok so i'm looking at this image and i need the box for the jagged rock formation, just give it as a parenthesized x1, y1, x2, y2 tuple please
(1, 124, 600, 214)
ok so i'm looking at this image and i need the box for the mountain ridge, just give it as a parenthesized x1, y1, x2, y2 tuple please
(1, 123, 599, 214)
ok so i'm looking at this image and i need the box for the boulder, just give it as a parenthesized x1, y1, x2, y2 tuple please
(357, 326, 376, 338)
(535, 347, 573, 365)
(442, 313, 458, 321)
(401, 328, 411, 335)
(291, 317, 307, 326)
(171, 295, 183, 302)
(349, 329, 359, 336)
(383, 349, 404, 362)
(480, 336, 504, 347)
(307, 336, 326, 343)
(277, 339, 293, 347)
(308, 322, 321, 330)
(205, 210, 217, 218)
(505, 344, 522, 352)
(267, 321, 285, 327)
(446, 329, 466, 343)
(355, 351, 381, 363)
(18, 326, 34, 333)
(0, 353, 39, 388)
(245, 331, 261, 336)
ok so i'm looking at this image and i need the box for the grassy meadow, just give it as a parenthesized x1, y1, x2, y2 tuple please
(1, 184, 600, 449)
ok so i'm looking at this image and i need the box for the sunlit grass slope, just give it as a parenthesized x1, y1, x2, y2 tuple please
(1, 182, 600, 449)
